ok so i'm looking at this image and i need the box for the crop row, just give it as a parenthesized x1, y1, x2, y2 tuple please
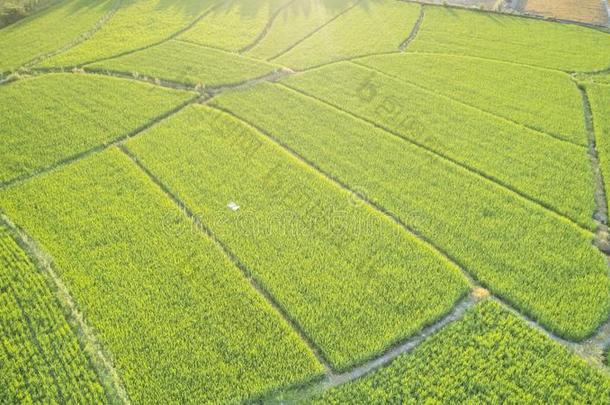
(178, 0, 292, 52)
(212, 81, 610, 340)
(315, 300, 610, 403)
(87, 39, 278, 87)
(282, 62, 596, 229)
(0, 148, 323, 403)
(0, 73, 195, 184)
(124, 104, 469, 370)
(245, 0, 358, 60)
(356, 52, 587, 145)
(0, 0, 112, 72)
(41, 0, 218, 67)
(274, 0, 420, 69)
(408, 5, 610, 71)
(0, 223, 105, 403)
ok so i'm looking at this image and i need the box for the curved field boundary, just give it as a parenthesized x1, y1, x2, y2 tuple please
(64, 0, 230, 68)
(20, 0, 123, 70)
(238, 0, 299, 54)
(263, 293, 481, 402)
(277, 81, 593, 236)
(399, 4, 425, 50)
(268, 0, 363, 62)
(0, 214, 130, 404)
(398, 0, 610, 30)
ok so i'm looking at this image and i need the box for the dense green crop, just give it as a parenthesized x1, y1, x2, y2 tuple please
(274, 0, 420, 69)
(87, 39, 278, 87)
(246, 0, 357, 60)
(0, 223, 105, 403)
(124, 104, 469, 370)
(357, 52, 587, 145)
(282, 62, 596, 229)
(178, 0, 291, 52)
(0, 0, 113, 72)
(588, 84, 610, 214)
(315, 300, 610, 403)
(213, 82, 610, 341)
(409, 6, 610, 71)
(0, 148, 323, 403)
(0, 73, 195, 184)
(41, 0, 217, 67)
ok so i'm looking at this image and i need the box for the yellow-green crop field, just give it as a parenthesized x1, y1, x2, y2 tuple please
(1, 0, 609, 403)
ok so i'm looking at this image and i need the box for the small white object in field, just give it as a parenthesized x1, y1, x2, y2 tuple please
(227, 201, 240, 211)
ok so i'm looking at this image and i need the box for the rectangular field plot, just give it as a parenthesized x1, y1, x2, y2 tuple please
(0, 224, 105, 403)
(315, 300, 610, 403)
(282, 62, 596, 230)
(213, 82, 610, 341)
(0, 73, 195, 184)
(0, 0, 113, 72)
(273, 0, 420, 69)
(245, 0, 358, 60)
(522, 0, 609, 27)
(178, 0, 293, 52)
(409, 6, 610, 71)
(0, 149, 323, 403)
(41, 0, 218, 67)
(357, 52, 587, 145)
(87, 39, 278, 87)
(124, 105, 469, 371)
(588, 84, 610, 217)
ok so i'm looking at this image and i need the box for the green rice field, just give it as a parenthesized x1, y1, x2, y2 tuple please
(1, 0, 609, 403)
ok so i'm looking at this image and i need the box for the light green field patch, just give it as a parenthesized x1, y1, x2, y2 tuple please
(409, 6, 610, 71)
(41, 0, 218, 67)
(125, 104, 469, 371)
(213, 82, 610, 341)
(0, 149, 324, 403)
(246, 0, 358, 60)
(357, 52, 587, 145)
(0, 224, 105, 403)
(0, 0, 113, 72)
(274, 0, 420, 69)
(282, 62, 596, 230)
(179, 0, 292, 52)
(315, 300, 610, 403)
(87, 39, 278, 87)
(588, 84, 610, 217)
(0, 73, 195, 184)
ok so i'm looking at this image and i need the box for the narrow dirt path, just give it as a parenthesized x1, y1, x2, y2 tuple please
(399, 4, 425, 51)
(0, 214, 131, 404)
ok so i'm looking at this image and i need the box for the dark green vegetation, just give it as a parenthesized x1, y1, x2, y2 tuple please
(1, 0, 610, 403)
(0, 0, 61, 28)
(315, 300, 610, 403)
(0, 223, 105, 403)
